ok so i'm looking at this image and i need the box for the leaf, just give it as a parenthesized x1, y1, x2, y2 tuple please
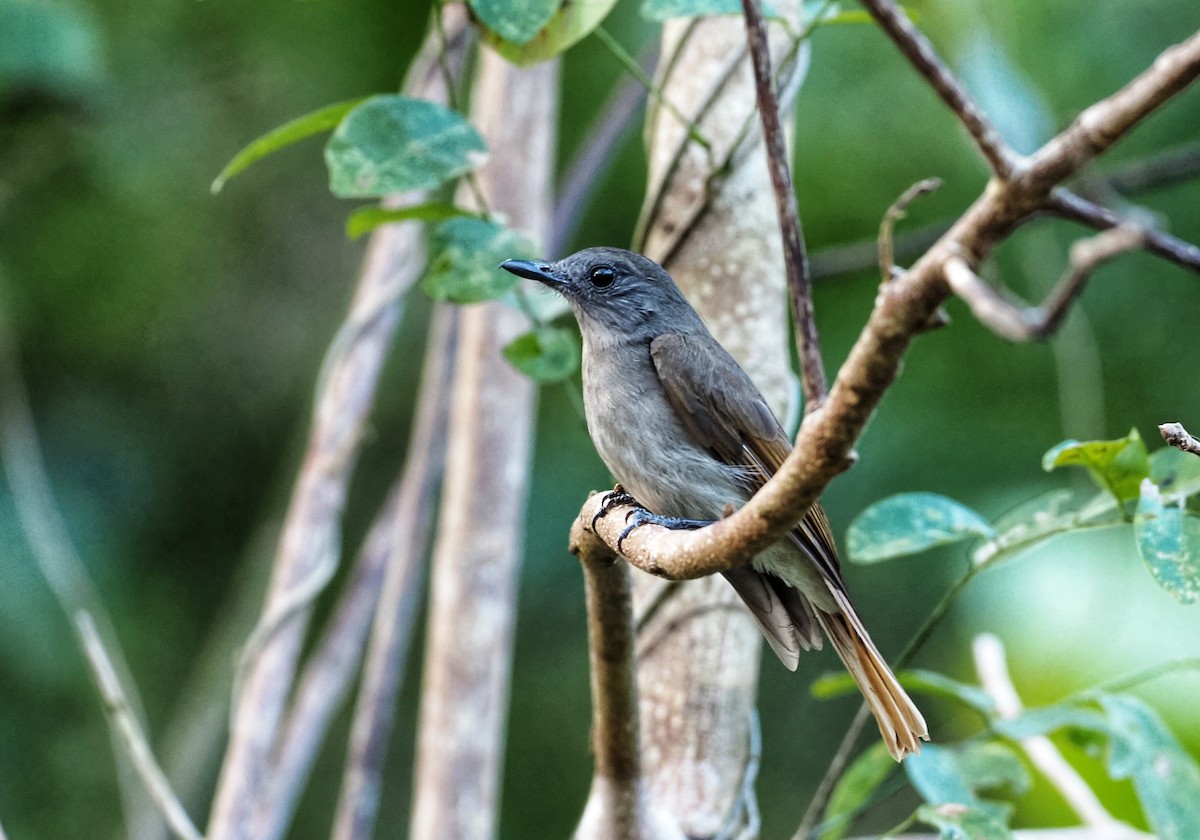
(0, 0, 103, 102)
(812, 669, 995, 717)
(211, 98, 365, 193)
(325, 96, 486, 199)
(486, 0, 619, 66)
(345, 202, 475, 239)
(992, 703, 1111, 742)
(471, 0, 562, 45)
(819, 742, 895, 840)
(1134, 479, 1200, 603)
(913, 802, 1012, 840)
(1096, 694, 1200, 840)
(846, 492, 995, 563)
(1150, 445, 1200, 500)
(421, 218, 535, 304)
(641, 0, 779, 22)
(1042, 428, 1150, 507)
(503, 326, 580, 382)
(905, 742, 1025, 822)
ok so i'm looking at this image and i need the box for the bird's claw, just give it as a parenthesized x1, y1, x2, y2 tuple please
(616, 509, 713, 553)
(591, 485, 639, 531)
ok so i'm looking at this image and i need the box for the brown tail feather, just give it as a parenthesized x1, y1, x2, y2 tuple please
(815, 591, 928, 761)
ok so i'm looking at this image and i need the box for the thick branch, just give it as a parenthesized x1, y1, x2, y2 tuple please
(741, 0, 826, 409)
(943, 225, 1144, 341)
(574, 22, 1200, 580)
(1160, 422, 1200, 457)
(858, 0, 1016, 176)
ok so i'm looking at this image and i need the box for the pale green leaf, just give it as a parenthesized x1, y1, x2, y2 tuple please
(819, 742, 895, 840)
(1097, 694, 1200, 840)
(212, 98, 365, 193)
(905, 742, 1021, 824)
(1042, 428, 1150, 506)
(812, 669, 995, 717)
(487, 0, 619, 66)
(325, 95, 486, 198)
(1150, 445, 1200, 500)
(471, 0, 562, 45)
(1134, 479, 1200, 603)
(847, 492, 994, 563)
(503, 326, 580, 382)
(913, 802, 1011, 840)
(0, 0, 102, 101)
(345, 202, 475, 239)
(641, 0, 779, 22)
(421, 218, 535, 304)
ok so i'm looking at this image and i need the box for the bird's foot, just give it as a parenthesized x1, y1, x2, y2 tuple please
(591, 485, 640, 530)
(617, 509, 714, 552)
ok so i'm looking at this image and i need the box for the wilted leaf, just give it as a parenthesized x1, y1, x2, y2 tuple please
(1042, 428, 1150, 507)
(1135, 480, 1200, 603)
(913, 802, 1012, 840)
(345, 202, 475, 239)
(487, 0, 618, 66)
(1097, 694, 1200, 840)
(819, 742, 895, 840)
(503, 326, 580, 382)
(847, 492, 994, 563)
(471, 0, 561, 45)
(421, 218, 535, 304)
(325, 96, 486, 198)
(212, 98, 365, 193)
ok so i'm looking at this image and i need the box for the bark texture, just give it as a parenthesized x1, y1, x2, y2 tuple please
(408, 46, 558, 840)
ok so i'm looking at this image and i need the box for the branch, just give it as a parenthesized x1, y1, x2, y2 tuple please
(327, 305, 456, 840)
(1092, 141, 1200, 196)
(879, 178, 942, 282)
(742, 0, 826, 409)
(1160, 422, 1200, 457)
(858, 0, 1016, 176)
(972, 634, 1151, 839)
(76, 612, 204, 840)
(943, 225, 1145, 341)
(1048, 189, 1200, 274)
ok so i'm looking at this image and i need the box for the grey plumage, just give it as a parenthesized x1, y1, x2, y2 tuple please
(500, 247, 928, 760)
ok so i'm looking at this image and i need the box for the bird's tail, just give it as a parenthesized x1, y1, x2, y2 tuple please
(815, 590, 928, 761)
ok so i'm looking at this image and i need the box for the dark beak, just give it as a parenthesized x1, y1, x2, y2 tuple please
(499, 258, 563, 287)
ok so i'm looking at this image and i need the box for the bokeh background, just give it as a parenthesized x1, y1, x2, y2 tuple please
(2, 0, 1199, 837)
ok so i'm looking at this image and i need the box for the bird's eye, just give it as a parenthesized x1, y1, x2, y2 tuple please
(588, 266, 616, 288)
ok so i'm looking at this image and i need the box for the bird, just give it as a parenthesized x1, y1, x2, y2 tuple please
(500, 246, 928, 761)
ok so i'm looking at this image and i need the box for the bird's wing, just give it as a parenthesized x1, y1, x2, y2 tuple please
(649, 332, 843, 586)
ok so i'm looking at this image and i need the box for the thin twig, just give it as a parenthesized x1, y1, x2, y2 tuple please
(879, 178, 942, 282)
(858, 0, 1016, 176)
(1048, 188, 1200, 273)
(327, 306, 456, 840)
(1160, 422, 1200, 457)
(742, 0, 826, 410)
(76, 612, 204, 840)
(972, 634, 1149, 837)
(1092, 141, 1200, 196)
(943, 225, 1145, 341)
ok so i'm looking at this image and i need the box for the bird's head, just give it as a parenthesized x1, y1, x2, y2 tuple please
(500, 247, 703, 343)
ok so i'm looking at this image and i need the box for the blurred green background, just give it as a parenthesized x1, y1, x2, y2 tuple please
(2, 0, 1199, 837)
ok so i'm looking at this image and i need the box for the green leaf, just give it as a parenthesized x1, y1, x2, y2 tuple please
(1134, 480, 1200, 603)
(641, 0, 778, 22)
(503, 326, 580, 382)
(819, 742, 895, 840)
(992, 703, 1110, 742)
(812, 669, 995, 717)
(1097, 694, 1200, 840)
(471, 0, 562, 45)
(913, 802, 1011, 840)
(0, 0, 103, 103)
(905, 742, 1025, 824)
(325, 95, 486, 199)
(345, 202, 475, 239)
(1042, 428, 1150, 506)
(847, 493, 995, 563)
(421, 218, 535, 304)
(212, 98, 365, 193)
(487, 0, 619, 66)
(1150, 445, 1200, 500)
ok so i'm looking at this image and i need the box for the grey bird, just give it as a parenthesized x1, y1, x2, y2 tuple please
(500, 246, 928, 760)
